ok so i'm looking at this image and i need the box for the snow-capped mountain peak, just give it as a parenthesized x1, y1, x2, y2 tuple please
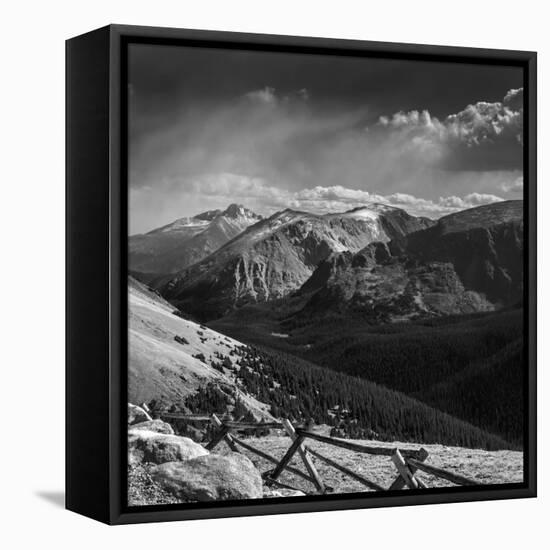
(222, 203, 262, 223)
(129, 204, 264, 276)
(153, 205, 261, 235)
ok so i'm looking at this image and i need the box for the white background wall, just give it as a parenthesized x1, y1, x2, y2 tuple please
(1, 0, 546, 546)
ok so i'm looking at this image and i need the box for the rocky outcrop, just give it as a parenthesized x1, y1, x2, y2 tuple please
(128, 403, 152, 425)
(301, 254, 494, 322)
(150, 453, 263, 501)
(128, 429, 209, 465)
(131, 419, 175, 435)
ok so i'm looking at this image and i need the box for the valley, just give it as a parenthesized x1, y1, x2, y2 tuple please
(129, 200, 526, 472)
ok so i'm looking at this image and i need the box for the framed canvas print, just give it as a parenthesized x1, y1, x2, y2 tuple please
(66, 24, 537, 525)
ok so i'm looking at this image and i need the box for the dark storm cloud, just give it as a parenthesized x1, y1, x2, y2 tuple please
(128, 43, 523, 234)
(129, 44, 522, 138)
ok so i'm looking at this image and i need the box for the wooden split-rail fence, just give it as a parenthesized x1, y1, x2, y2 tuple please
(158, 412, 480, 494)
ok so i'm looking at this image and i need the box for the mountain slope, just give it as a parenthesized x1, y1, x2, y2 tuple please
(282, 306, 522, 396)
(234, 344, 514, 450)
(297, 200, 523, 321)
(395, 200, 524, 305)
(129, 204, 262, 276)
(128, 275, 273, 420)
(415, 338, 524, 446)
(129, 276, 513, 449)
(160, 204, 433, 320)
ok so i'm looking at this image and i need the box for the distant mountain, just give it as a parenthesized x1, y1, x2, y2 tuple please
(129, 204, 262, 277)
(297, 200, 523, 321)
(159, 204, 433, 320)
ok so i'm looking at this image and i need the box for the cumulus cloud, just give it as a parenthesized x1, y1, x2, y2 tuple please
(446, 98, 522, 147)
(378, 88, 523, 154)
(379, 109, 437, 131)
(504, 88, 523, 112)
(182, 174, 505, 220)
(290, 186, 503, 218)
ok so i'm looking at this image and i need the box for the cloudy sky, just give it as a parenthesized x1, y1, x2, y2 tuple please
(128, 43, 524, 234)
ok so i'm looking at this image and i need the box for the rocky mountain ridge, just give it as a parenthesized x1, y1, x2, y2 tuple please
(159, 204, 433, 320)
(297, 200, 523, 321)
(129, 204, 262, 277)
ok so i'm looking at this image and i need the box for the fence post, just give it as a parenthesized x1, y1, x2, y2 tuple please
(268, 435, 305, 483)
(230, 436, 317, 484)
(282, 419, 326, 494)
(211, 413, 239, 452)
(206, 424, 231, 451)
(391, 449, 420, 489)
(389, 447, 429, 490)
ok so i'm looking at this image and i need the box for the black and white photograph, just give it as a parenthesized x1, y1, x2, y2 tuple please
(126, 42, 527, 507)
(3, 0, 548, 542)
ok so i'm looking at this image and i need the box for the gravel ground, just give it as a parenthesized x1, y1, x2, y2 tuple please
(215, 435, 524, 495)
(128, 464, 180, 506)
(128, 435, 524, 505)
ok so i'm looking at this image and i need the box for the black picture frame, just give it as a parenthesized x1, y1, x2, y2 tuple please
(66, 24, 537, 525)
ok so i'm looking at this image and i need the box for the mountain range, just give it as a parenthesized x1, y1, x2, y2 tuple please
(139, 200, 523, 324)
(297, 200, 523, 322)
(129, 204, 262, 279)
(157, 203, 433, 320)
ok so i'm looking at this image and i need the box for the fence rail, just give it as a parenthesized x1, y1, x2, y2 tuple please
(295, 429, 427, 460)
(156, 412, 480, 494)
(159, 413, 218, 421)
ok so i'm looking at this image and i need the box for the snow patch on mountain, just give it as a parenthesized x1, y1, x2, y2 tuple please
(159, 217, 210, 233)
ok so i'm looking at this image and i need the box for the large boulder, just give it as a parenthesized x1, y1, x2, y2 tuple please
(128, 403, 152, 425)
(128, 429, 208, 465)
(131, 419, 175, 435)
(150, 453, 263, 501)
